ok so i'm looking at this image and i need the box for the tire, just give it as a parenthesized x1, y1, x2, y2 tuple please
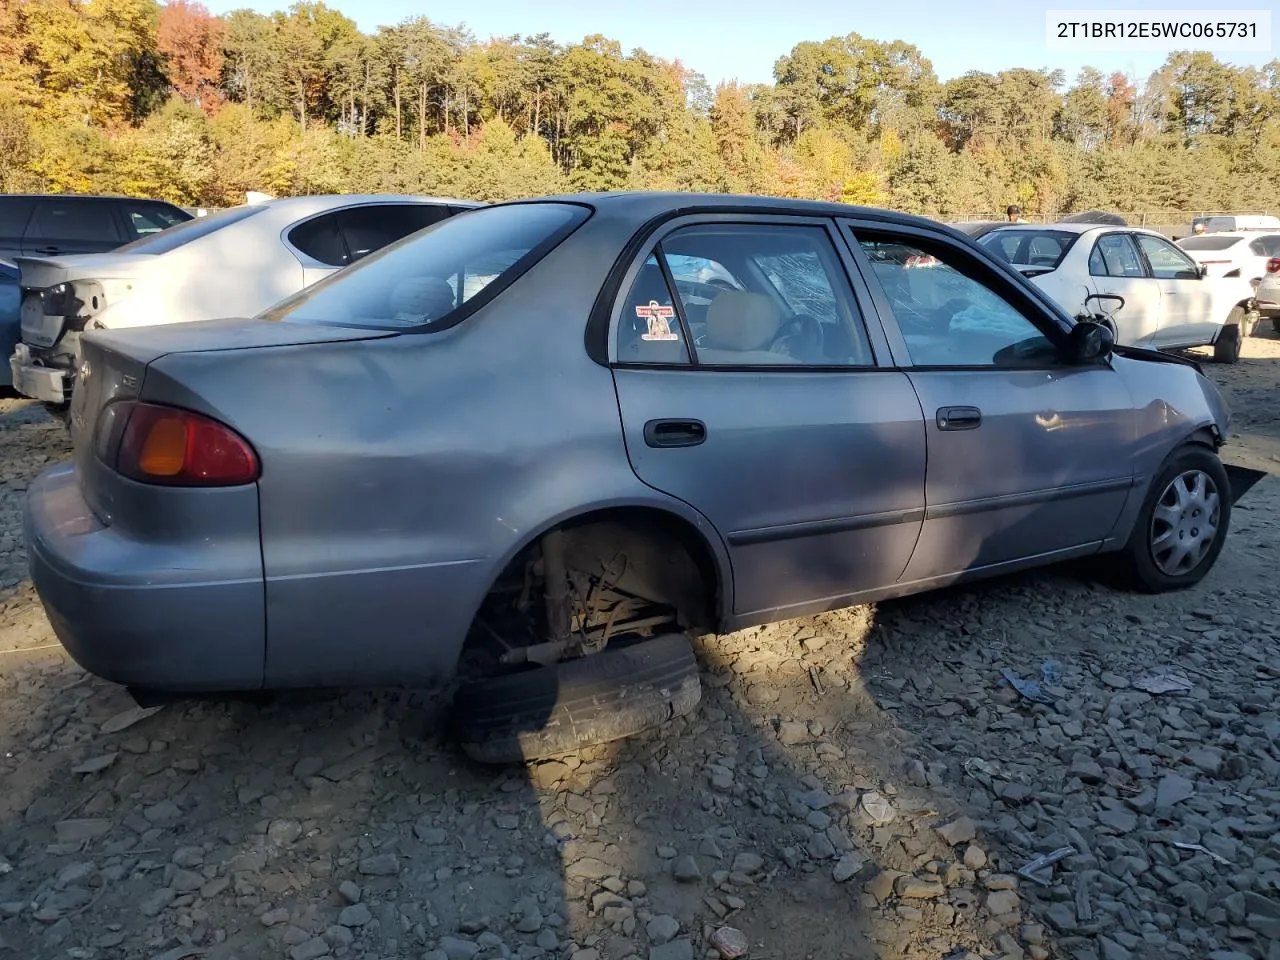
(1272, 317, 1280, 336)
(1118, 446, 1231, 593)
(1213, 318, 1242, 364)
(451, 633, 702, 764)
(43, 402, 70, 426)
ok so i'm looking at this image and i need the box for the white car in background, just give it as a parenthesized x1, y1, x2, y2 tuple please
(1255, 261, 1280, 335)
(1176, 229, 1280, 297)
(9, 194, 482, 410)
(976, 222, 1258, 363)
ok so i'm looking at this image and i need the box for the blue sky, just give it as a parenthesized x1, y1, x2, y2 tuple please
(204, 0, 1276, 86)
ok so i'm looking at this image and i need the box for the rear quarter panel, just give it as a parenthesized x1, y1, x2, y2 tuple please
(141, 211, 729, 687)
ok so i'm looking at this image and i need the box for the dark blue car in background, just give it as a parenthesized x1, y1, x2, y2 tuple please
(0, 259, 18, 391)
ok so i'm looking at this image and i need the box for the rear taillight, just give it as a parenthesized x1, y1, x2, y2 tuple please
(111, 402, 259, 486)
(1268, 258, 1280, 274)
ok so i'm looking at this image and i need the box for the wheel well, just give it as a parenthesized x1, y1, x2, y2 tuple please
(459, 507, 723, 671)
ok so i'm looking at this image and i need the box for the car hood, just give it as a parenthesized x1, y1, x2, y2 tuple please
(15, 253, 157, 288)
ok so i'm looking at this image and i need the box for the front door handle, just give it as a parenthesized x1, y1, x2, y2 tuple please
(936, 406, 982, 431)
(644, 419, 706, 448)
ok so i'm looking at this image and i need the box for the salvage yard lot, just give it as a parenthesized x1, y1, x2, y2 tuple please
(1, 334, 1279, 960)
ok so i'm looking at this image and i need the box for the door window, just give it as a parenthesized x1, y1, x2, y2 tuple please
(615, 223, 873, 367)
(1089, 234, 1146, 278)
(338, 204, 454, 263)
(288, 212, 348, 266)
(0, 198, 35, 239)
(1248, 235, 1280, 257)
(123, 202, 187, 239)
(1135, 234, 1199, 280)
(857, 235, 1055, 367)
(26, 199, 123, 243)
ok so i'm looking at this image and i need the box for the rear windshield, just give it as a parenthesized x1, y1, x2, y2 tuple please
(976, 228, 1078, 269)
(266, 202, 590, 330)
(1177, 235, 1241, 251)
(115, 204, 264, 254)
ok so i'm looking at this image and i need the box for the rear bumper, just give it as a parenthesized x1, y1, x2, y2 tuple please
(10, 343, 70, 403)
(25, 463, 266, 690)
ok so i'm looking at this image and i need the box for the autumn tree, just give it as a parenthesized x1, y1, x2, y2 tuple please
(158, 0, 226, 113)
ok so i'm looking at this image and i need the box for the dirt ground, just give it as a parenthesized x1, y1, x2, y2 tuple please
(1, 331, 1279, 960)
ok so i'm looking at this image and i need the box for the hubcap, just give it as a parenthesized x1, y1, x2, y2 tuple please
(1150, 469, 1220, 577)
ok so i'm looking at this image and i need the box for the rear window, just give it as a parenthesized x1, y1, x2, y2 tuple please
(1178, 236, 1241, 251)
(976, 229, 1078, 269)
(115, 204, 264, 254)
(266, 202, 590, 330)
(0, 198, 34, 236)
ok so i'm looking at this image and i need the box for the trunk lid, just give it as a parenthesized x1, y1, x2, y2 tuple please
(70, 318, 398, 517)
(17, 253, 155, 349)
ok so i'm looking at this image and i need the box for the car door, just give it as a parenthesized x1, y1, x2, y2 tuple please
(842, 220, 1137, 584)
(21, 197, 126, 257)
(1086, 231, 1161, 347)
(1133, 232, 1215, 348)
(609, 215, 927, 623)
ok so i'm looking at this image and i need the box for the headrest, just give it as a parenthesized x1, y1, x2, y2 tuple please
(705, 291, 783, 352)
(389, 276, 455, 321)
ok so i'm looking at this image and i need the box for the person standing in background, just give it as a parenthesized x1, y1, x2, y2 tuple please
(1006, 204, 1028, 223)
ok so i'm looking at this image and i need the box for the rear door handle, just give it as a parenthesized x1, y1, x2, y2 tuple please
(936, 406, 982, 431)
(644, 419, 706, 448)
(34, 246, 60, 255)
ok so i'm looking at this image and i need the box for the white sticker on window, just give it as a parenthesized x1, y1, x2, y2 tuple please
(636, 300, 679, 341)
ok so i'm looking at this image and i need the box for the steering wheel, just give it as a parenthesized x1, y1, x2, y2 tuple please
(771, 313, 824, 362)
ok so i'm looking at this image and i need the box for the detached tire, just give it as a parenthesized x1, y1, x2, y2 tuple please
(452, 633, 702, 764)
(1118, 446, 1230, 593)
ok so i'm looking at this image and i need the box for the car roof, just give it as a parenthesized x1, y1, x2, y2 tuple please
(252, 194, 484, 216)
(1181, 230, 1280, 239)
(0, 193, 185, 204)
(494, 191, 960, 233)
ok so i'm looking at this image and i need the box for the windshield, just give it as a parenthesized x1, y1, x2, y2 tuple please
(266, 202, 590, 330)
(115, 204, 265, 254)
(1177, 236, 1241, 251)
(977, 229, 1079, 269)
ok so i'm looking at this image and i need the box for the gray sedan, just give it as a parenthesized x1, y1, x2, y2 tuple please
(25, 193, 1242, 760)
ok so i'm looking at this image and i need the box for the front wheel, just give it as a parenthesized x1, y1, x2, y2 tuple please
(1118, 447, 1230, 593)
(1213, 319, 1242, 364)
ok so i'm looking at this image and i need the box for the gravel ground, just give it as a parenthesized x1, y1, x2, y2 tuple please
(1, 332, 1279, 960)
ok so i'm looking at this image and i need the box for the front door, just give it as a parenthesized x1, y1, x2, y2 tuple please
(609, 216, 928, 622)
(1087, 231, 1162, 347)
(1132, 232, 1217, 348)
(844, 223, 1137, 585)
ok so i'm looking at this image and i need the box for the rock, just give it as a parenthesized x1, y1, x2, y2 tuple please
(289, 938, 331, 960)
(935, 817, 977, 846)
(293, 756, 324, 779)
(986, 890, 1021, 916)
(324, 925, 354, 948)
(71, 754, 118, 775)
(673, 855, 702, 883)
(1100, 673, 1129, 689)
(865, 870, 904, 904)
(709, 926, 748, 959)
(139, 888, 175, 918)
(731, 853, 764, 874)
(536, 929, 559, 951)
(832, 853, 867, 882)
(267, 819, 303, 845)
(437, 936, 480, 960)
(143, 800, 181, 825)
(338, 880, 361, 905)
(649, 939, 694, 960)
(1098, 808, 1138, 833)
(860, 792, 896, 824)
(964, 845, 988, 870)
(100, 705, 163, 735)
(777, 721, 809, 746)
(415, 822, 448, 845)
(261, 908, 290, 927)
(646, 915, 680, 944)
(172, 846, 204, 868)
(1070, 756, 1105, 784)
(494, 814, 520, 830)
(338, 903, 372, 927)
(512, 898, 542, 933)
(894, 876, 945, 899)
(565, 858, 614, 881)
(1156, 774, 1195, 808)
(358, 853, 399, 876)
(1098, 936, 1133, 960)
(54, 819, 112, 843)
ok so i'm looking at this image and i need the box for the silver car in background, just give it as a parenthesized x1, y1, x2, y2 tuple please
(9, 194, 483, 409)
(25, 193, 1244, 761)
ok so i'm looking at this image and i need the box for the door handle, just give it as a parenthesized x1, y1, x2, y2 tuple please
(34, 246, 60, 255)
(644, 419, 706, 448)
(936, 406, 982, 431)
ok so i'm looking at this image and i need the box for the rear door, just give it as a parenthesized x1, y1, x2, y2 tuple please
(1087, 232, 1161, 346)
(1133, 232, 1216, 348)
(21, 197, 126, 257)
(0, 198, 35, 261)
(609, 214, 927, 623)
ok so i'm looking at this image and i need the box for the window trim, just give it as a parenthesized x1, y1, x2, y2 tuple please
(839, 219, 1082, 373)
(607, 214, 888, 373)
(1133, 232, 1200, 281)
(1088, 231, 1149, 280)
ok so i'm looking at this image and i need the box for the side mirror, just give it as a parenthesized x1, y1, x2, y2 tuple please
(1066, 319, 1113, 363)
(1196, 264, 1208, 279)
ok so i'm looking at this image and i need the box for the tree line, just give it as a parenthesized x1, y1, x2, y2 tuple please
(1, 0, 1278, 218)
